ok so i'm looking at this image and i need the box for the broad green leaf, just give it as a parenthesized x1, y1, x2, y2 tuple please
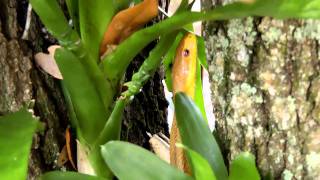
(66, 0, 79, 33)
(177, 144, 216, 180)
(79, 0, 115, 60)
(229, 152, 260, 180)
(175, 93, 228, 180)
(55, 48, 107, 143)
(41, 171, 106, 180)
(196, 36, 208, 70)
(101, 141, 193, 180)
(0, 108, 39, 180)
(194, 60, 207, 122)
(102, 0, 320, 85)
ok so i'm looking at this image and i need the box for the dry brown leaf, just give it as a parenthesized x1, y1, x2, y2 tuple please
(148, 132, 170, 163)
(99, 0, 158, 56)
(77, 140, 95, 175)
(57, 145, 68, 167)
(65, 127, 77, 170)
(34, 45, 63, 79)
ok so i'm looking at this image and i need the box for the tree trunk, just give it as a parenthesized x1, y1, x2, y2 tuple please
(121, 0, 170, 148)
(202, 1, 320, 179)
(0, 0, 169, 179)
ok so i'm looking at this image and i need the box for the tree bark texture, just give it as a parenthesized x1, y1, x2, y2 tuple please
(202, 0, 320, 179)
(121, 0, 170, 148)
(0, 0, 169, 179)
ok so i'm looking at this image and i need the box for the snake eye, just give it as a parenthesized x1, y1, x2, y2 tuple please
(183, 49, 190, 57)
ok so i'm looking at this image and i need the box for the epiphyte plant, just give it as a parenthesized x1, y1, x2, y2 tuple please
(2, 0, 320, 179)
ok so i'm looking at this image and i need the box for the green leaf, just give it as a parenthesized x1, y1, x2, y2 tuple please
(163, 32, 185, 91)
(177, 144, 216, 180)
(114, 0, 132, 11)
(101, 141, 193, 180)
(212, 0, 320, 20)
(41, 171, 106, 180)
(31, 0, 114, 112)
(78, 0, 116, 59)
(30, 0, 78, 42)
(95, 99, 126, 146)
(55, 48, 107, 143)
(123, 32, 179, 98)
(194, 60, 207, 122)
(174, 93, 228, 180)
(0, 108, 39, 180)
(66, 0, 79, 33)
(196, 36, 208, 70)
(229, 152, 260, 180)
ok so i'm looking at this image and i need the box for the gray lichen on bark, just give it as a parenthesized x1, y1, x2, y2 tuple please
(202, 0, 320, 179)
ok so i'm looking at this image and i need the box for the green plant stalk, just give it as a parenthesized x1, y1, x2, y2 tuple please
(94, 99, 126, 147)
(30, 0, 114, 113)
(102, 0, 320, 88)
(122, 32, 178, 98)
(87, 99, 126, 179)
(88, 146, 114, 179)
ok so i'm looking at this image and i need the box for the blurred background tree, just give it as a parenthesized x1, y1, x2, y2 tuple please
(202, 0, 320, 179)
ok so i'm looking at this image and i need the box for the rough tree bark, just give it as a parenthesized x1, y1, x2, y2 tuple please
(0, 0, 169, 179)
(202, 0, 320, 179)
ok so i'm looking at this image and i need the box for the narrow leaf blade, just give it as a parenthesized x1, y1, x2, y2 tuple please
(194, 60, 207, 122)
(196, 36, 208, 70)
(174, 93, 228, 180)
(66, 0, 79, 33)
(163, 32, 185, 91)
(79, 0, 115, 59)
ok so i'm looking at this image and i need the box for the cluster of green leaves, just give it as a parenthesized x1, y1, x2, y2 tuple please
(2, 0, 320, 179)
(39, 93, 260, 180)
(100, 93, 260, 180)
